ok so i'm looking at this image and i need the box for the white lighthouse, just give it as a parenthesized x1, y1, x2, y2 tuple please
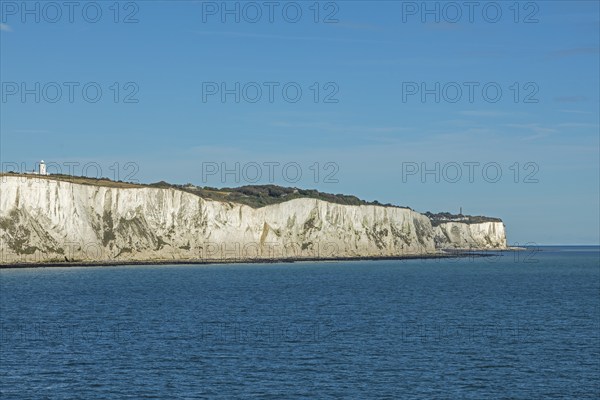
(39, 160, 48, 175)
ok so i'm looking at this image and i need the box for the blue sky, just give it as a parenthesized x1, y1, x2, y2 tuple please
(1, 0, 599, 245)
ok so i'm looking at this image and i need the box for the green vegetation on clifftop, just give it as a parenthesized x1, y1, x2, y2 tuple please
(1, 173, 401, 209)
(1, 173, 501, 225)
(424, 212, 502, 227)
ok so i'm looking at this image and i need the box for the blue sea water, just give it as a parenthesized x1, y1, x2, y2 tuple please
(1, 246, 599, 399)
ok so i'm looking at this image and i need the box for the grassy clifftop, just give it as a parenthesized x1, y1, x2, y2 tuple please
(2, 174, 502, 224)
(424, 212, 502, 226)
(1, 173, 145, 189)
(149, 182, 403, 209)
(1, 173, 401, 209)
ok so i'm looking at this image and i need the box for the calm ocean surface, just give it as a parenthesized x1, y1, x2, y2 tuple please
(1, 246, 599, 399)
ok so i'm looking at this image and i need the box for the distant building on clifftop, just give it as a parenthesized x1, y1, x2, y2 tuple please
(31, 160, 49, 176)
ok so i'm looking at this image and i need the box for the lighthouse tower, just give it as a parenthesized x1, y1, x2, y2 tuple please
(39, 160, 47, 175)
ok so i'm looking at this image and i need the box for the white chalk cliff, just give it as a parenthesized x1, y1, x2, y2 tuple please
(433, 221, 507, 250)
(0, 176, 507, 265)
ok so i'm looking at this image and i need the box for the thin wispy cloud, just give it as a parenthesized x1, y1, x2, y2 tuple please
(557, 123, 599, 129)
(190, 30, 393, 44)
(334, 22, 384, 32)
(506, 123, 558, 141)
(549, 47, 599, 58)
(506, 123, 558, 133)
(559, 109, 593, 114)
(554, 95, 588, 103)
(14, 129, 51, 134)
(270, 121, 409, 135)
(435, 119, 476, 127)
(459, 110, 510, 117)
(187, 145, 250, 157)
(424, 21, 464, 31)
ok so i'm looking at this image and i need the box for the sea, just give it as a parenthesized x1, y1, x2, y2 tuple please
(1, 246, 598, 399)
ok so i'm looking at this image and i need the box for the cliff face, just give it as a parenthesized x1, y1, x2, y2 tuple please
(0, 176, 507, 264)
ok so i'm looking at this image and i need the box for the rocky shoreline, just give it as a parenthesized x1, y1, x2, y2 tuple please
(0, 249, 525, 269)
